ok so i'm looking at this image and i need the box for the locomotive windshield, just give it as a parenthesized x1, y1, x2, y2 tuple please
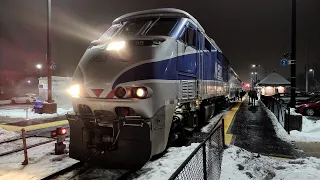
(99, 18, 178, 40)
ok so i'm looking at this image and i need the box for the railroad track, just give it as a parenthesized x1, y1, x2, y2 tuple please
(41, 163, 141, 180)
(0, 137, 24, 145)
(0, 137, 56, 157)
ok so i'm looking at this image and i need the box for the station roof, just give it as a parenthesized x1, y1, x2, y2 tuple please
(257, 72, 291, 86)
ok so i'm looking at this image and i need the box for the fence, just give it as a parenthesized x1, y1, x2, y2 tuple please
(260, 95, 293, 133)
(168, 118, 225, 180)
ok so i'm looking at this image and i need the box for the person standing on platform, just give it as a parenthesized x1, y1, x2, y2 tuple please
(235, 89, 240, 101)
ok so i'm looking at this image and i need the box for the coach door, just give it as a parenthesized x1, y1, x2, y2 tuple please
(177, 23, 199, 100)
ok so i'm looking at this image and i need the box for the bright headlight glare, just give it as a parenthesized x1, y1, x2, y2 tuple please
(106, 41, 126, 51)
(135, 88, 147, 98)
(67, 84, 80, 98)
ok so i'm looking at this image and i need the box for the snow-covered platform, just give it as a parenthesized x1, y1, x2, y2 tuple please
(226, 98, 304, 159)
(0, 106, 72, 132)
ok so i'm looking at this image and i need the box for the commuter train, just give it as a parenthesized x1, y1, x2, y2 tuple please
(66, 8, 242, 168)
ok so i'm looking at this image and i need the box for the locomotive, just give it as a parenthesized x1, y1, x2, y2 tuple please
(66, 8, 242, 168)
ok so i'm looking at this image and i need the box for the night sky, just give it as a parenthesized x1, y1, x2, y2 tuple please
(0, 0, 319, 86)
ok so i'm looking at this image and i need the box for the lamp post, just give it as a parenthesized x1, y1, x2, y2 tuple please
(309, 69, 315, 91)
(252, 64, 260, 85)
(251, 72, 258, 86)
(36, 64, 42, 78)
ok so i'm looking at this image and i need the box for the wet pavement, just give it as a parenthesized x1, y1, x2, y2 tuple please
(230, 98, 303, 158)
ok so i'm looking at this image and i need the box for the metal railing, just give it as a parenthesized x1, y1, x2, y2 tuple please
(260, 95, 289, 130)
(168, 118, 225, 180)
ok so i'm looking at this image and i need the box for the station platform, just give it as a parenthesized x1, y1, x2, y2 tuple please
(0, 116, 68, 132)
(223, 97, 303, 159)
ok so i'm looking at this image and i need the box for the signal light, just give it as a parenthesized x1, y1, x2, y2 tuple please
(51, 127, 67, 137)
(51, 127, 67, 155)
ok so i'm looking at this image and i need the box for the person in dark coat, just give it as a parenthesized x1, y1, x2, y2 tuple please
(240, 90, 245, 100)
(235, 90, 240, 101)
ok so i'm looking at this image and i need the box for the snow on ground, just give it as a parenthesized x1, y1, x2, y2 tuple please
(0, 128, 20, 142)
(135, 106, 233, 180)
(261, 101, 320, 143)
(0, 100, 11, 105)
(201, 110, 228, 133)
(0, 137, 52, 155)
(220, 145, 320, 180)
(0, 141, 78, 180)
(134, 143, 200, 180)
(290, 115, 320, 142)
(0, 108, 73, 120)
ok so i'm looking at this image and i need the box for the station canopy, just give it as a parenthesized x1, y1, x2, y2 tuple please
(257, 72, 291, 86)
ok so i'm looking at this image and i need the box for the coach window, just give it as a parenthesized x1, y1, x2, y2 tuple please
(181, 27, 196, 48)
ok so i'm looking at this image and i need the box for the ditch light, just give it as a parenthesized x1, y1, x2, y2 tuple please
(51, 127, 67, 155)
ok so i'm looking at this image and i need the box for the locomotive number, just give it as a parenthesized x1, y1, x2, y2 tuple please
(135, 41, 144, 46)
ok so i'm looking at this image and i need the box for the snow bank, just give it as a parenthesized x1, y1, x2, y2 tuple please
(0, 108, 73, 120)
(135, 143, 200, 180)
(290, 116, 320, 142)
(201, 110, 228, 133)
(0, 100, 11, 105)
(261, 100, 320, 143)
(220, 145, 320, 180)
(259, 100, 293, 142)
(0, 128, 20, 142)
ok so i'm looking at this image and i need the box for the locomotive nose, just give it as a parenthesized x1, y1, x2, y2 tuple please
(74, 40, 157, 98)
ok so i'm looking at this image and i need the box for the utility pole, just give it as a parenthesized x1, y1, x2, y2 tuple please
(289, 0, 296, 108)
(47, 0, 52, 103)
(43, 0, 57, 113)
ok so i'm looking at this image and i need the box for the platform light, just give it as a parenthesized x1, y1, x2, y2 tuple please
(106, 41, 126, 51)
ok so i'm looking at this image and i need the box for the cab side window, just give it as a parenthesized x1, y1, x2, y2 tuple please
(205, 38, 211, 51)
(181, 27, 196, 47)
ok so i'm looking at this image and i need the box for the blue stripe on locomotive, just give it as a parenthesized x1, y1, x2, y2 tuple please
(112, 51, 228, 88)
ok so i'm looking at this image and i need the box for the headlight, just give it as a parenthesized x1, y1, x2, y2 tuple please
(135, 88, 147, 98)
(106, 41, 125, 51)
(114, 86, 151, 99)
(67, 84, 80, 98)
(133, 87, 148, 98)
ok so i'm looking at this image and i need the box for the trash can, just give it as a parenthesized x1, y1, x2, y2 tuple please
(34, 100, 43, 114)
(285, 114, 302, 132)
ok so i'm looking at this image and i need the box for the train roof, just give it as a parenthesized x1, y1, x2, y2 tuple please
(113, 8, 205, 32)
(113, 8, 224, 58)
(230, 67, 243, 82)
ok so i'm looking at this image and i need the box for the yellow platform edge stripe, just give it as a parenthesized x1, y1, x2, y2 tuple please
(223, 97, 245, 145)
(0, 120, 69, 132)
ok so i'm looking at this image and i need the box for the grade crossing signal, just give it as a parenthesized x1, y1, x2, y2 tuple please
(51, 127, 67, 155)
